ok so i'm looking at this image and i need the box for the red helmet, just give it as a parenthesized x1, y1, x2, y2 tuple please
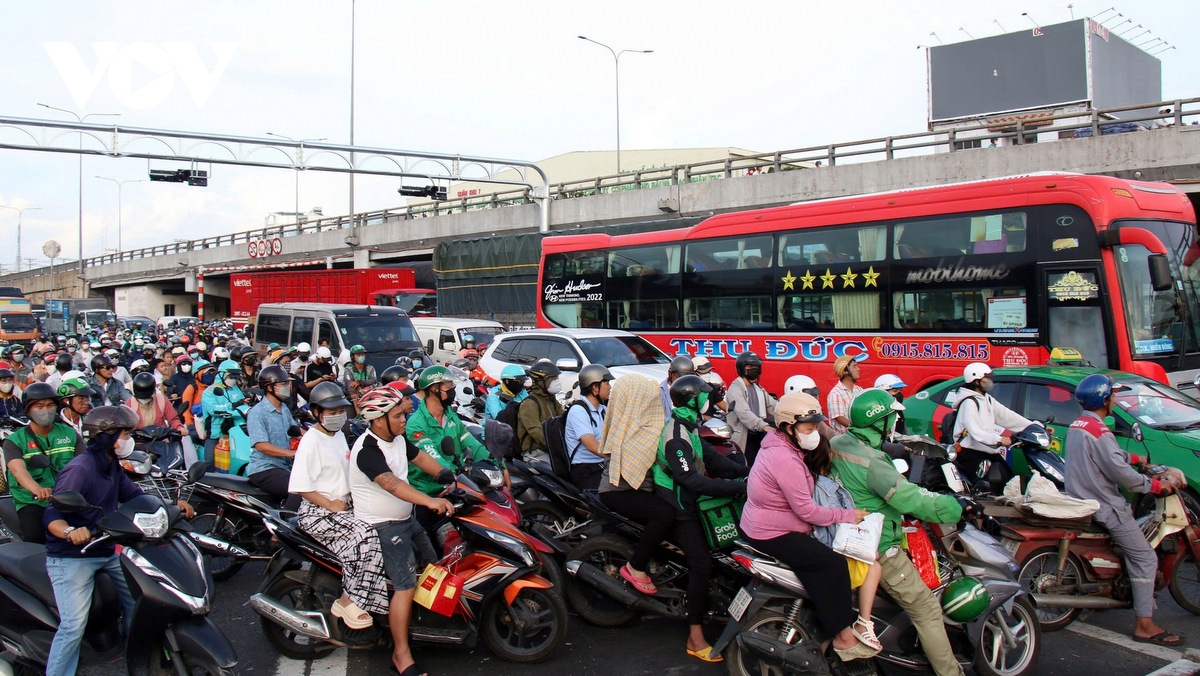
(356, 386, 408, 421)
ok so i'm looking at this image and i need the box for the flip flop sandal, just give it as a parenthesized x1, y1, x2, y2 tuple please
(620, 564, 657, 595)
(687, 646, 724, 663)
(1133, 631, 1185, 647)
(331, 598, 373, 630)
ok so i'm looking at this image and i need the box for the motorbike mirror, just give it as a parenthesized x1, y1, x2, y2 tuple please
(891, 458, 910, 475)
(187, 461, 208, 483)
(440, 436, 456, 457)
(1103, 415, 1116, 429)
(435, 467, 456, 485)
(462, 385, 474, 396)
(25, 453, 51, 470)
(50, 491, 91, 513)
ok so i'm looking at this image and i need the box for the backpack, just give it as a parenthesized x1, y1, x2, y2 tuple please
(541, 400, 593, 482)
(939, 394, 979, 447)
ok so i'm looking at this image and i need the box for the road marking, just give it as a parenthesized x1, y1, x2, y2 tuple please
(1066, 621, 1184, 662)
(273, 647, 348, 675)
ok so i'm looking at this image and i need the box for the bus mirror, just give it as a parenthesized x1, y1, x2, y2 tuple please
(1148, 254, 1173, 292)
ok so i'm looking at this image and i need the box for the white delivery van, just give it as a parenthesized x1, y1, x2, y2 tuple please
(411, 318, 505, 365)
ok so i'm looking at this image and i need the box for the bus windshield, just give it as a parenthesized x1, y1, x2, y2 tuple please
(1114, 220, 1200, 359)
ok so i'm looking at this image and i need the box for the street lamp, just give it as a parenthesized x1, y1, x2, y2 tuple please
(0, 205, 42, 272)
(37, 103, 120, 277)
(94, 176, 144, 253)
(265, 133, 327, 222)
(578, 36, 653, 175)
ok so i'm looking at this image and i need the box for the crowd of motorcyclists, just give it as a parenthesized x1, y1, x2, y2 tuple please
(0, 316, 1190, 675)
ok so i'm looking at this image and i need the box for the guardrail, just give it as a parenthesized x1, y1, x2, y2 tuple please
(83, 96, 1199, 269)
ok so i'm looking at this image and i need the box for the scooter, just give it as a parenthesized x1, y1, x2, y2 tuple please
(1005, 467, 1200, 631)
(251, 474, 568, 664)
(954, 423, 1066, 495)
(0, 463, 247, 675)
(188, 469, 286, 582)
(714, 513, 1040, 676)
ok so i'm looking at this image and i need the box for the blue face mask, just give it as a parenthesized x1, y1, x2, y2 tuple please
(200, 372, 216, 385)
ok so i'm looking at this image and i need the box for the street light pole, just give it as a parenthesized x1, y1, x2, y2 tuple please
(349, 0, 356, 224)
(0, 205, 42, 272)
(266, 133, 328, 223)
(94, 177, 144, 252)
(37, 103, 120, 278)
(578, 36, 653, 175)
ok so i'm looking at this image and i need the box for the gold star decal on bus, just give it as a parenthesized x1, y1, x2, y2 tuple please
(800, 270, 816, 290)
(862, 266, 880, 287)
(781, 271, 796, 290)
(841, 267, 858, 288)
(820, 269, 836, 289)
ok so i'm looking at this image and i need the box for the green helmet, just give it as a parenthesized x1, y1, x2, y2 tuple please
(350, 344, 366, 355)
(57, 377, 96, 399)
(417, 365, 454, 391)
(941, 576, 989, 622)
(849, 388, 904, 430)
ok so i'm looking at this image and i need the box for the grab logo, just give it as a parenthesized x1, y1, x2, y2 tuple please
(43, 42, 237, 109)
(864, 403, 886, 418)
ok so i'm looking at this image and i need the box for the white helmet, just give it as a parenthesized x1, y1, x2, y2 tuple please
(873, 374, 907, 391)
(963, 362, 992, 385)
(212, 346, 230, 361)
(784, 374, 819, 397)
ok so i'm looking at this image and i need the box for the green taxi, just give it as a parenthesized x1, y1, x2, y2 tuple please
(906, 366, 1200, 509)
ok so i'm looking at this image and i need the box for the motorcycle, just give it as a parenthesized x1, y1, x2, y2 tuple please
(250, 474, 568, 664)
(954, 423, 1066, 495)
(1005, 467, 1200, 631)
(714, 514, 1040, 676)
(132, 424, 186, 474)
(0, 462, 248, 675)
(188, 471, 284, 581)
(563, 490, 750, 629)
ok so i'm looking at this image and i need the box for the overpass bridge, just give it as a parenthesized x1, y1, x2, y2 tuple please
(7, 98, 1200, 318)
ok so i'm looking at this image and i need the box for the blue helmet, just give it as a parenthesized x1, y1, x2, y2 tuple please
(500, 364, 526, 380)
(1075, 374, 1114, 410)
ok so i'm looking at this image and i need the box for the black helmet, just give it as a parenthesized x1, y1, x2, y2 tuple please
(451, 358, 471, 370)
(257, 364, 290, 387)
(668, 356, 695, 377)
(0, 368, 11, 380)
(669, 374, 712, 409)
(528, 360, 561, 380)
(578, 364, 614, 391)
(22, 382, 59, 411)
(54, 352, 73, 372)
(83, 405, 141, 437)
(132, 372, 157, 401)
(308, 381, 351, 410)
(380, 365, 410, 384)
(90, 354, 112, 372)
(735, 351, 764, 378)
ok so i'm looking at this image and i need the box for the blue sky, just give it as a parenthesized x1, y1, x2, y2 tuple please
(0, 0, 1195, 269)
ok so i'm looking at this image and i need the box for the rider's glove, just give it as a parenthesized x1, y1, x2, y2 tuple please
(955, 495, 982, 519)
(1149, 477, 1176, 496)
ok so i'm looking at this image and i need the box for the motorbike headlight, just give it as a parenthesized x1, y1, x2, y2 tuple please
(1033, 432, 1050, 447)
(1039, 463, 1064, 483)
(133, 506, 170, 539)
(945, 444, 958, 461)
(481, 467, 504, 489)
(483, 529, 537, 567)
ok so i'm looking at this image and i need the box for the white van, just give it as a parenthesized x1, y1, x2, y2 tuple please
(252, 303, 425, 376)
(411, 318, 506, 366)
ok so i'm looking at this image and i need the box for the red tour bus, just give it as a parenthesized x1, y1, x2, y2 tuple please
(536, 173, 1200, 396)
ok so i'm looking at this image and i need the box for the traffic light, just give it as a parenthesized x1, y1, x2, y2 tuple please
(149, 169, 208, 186)
(397, 185, 447, 200)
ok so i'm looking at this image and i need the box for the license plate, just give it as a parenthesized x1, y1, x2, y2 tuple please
(1002, 538, 1020, 554)
(729, 587, 752, 621)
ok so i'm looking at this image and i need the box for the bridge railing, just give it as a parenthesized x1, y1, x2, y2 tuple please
(83, 96, 1199, 269)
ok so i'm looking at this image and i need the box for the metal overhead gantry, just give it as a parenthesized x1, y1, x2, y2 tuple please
(0, 116, 553, 235)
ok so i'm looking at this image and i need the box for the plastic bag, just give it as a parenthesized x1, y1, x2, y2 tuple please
(832, 512, 884, 564)
(903, 520, 942, 590)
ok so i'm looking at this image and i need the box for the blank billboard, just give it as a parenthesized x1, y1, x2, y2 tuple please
(1091, 27, 1161, 115)
(930, 20, 1088, 122)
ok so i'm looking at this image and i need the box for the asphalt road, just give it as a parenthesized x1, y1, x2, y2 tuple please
(76, 560, 1196, 676)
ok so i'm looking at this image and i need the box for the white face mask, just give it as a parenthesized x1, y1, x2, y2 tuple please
(115, 435, 135, 458)
(797, 429, 821, 451)
(0, 382, 12, 394)
(322, 412, 347, 430)
(547, 380, 562, 395)
(180, 364, 192, 374)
